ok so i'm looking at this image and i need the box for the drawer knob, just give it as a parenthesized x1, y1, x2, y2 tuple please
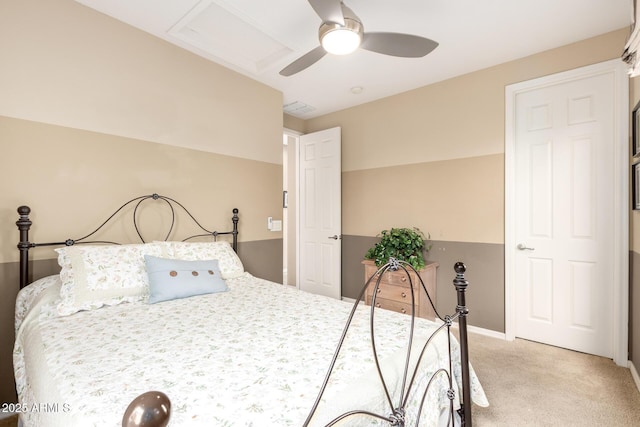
(401, 292, 406, 298)
(375, 303, 381, 308)
(401, 308, 407, 314)
(376, 288, 381, 294)
(401, 277, 407, 282)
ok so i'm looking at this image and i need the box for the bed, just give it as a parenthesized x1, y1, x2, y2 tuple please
(13, 194, 488, 426)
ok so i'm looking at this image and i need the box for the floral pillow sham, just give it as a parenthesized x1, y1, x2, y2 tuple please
(55, 243, 169, 316)
(53, 240, 243, 315)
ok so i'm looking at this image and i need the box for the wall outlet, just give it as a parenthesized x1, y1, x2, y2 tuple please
(267, 217, 282, 231)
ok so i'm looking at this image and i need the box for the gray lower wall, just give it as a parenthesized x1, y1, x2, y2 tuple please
(238, 239, 283, 283)
(346, 236, 638, 366)
(429, 240, 505, 333)
(342, 235, 505, 332)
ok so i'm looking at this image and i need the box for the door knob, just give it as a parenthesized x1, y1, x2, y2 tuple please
(517, 243, 535, 251)
(328, 235, 342, 240)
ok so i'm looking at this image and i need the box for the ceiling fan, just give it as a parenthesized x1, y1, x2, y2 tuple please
(279, 0, 439, 76)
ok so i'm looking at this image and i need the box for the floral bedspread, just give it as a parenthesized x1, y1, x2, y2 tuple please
(14, 274, 487, 427)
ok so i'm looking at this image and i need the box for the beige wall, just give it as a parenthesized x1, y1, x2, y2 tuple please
(0, 0, 285, 262)
(309, 29, 626, 171)
(342, 154, 504, 242)
(0, 117, 283, 263)
(0, 0, 282, 165)
(284, 114, 306, 134)
(307, 29, 628, 245)
(0, 0, 284, 405)
(304, 28, 629, 335)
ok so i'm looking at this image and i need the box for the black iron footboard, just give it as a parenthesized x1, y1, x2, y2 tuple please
(304, 259, 473, 427)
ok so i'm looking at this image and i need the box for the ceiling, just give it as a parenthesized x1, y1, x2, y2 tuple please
(74, 0, 632, 119)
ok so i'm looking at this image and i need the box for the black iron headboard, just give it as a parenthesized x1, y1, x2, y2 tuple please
(16, 193, 239, 289)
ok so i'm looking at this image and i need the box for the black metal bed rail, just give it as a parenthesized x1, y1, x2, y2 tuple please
(16, 193, 239, 289)
(303, 259, 472, 427)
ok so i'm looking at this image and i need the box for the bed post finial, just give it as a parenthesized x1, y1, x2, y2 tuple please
(454, 262, 468, 289)
(231, 208, 239, 252)
(453, 261, 472, 426)
(17, 206, 33, 289)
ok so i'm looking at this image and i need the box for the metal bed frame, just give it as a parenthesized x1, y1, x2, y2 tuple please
(16, 193, 239, 289)
(15, 193, 473, 427)
(304, 258, 473, 427)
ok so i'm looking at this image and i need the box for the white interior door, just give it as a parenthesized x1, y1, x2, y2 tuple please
(298, 127, 341, 299)
(506, 60, 628, 361)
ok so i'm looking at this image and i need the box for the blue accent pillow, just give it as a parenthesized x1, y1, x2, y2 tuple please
(144, 256, 228, 304)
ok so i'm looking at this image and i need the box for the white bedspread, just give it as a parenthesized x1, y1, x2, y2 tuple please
(14, 273, 487, 427)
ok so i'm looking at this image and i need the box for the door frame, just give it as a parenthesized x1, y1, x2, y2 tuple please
(504, 59, 629, 366)
(283, 128, 302, 287)
(283, 127, 301, 288)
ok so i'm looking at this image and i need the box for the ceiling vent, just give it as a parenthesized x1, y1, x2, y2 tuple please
(168, 0, 292, 75)
(283, 101, 316, 116)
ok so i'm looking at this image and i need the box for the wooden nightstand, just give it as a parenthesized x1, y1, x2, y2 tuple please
(362, 259, 438, 320)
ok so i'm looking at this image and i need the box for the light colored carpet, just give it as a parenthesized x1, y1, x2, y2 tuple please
(468, 333, 640, 426)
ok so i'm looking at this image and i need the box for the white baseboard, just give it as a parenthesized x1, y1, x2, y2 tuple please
(435, 319, 506, 340)
(466, 324, 506, 340)
(630, 360, 640, 393)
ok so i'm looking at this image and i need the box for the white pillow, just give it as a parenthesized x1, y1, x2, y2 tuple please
(55, 243, 169, 316)
(166, 241, 244, 279)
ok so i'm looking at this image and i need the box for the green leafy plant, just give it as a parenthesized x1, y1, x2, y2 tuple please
(364, 227, 430, 271)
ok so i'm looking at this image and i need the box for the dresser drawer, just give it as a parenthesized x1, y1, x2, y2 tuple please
(367, 297, 413, 315)
(370, 269, 416, 288)
(369, 282, 417, 304)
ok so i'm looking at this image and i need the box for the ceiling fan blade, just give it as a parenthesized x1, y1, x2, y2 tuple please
(308, 0, 345, 25)
(361, 32, 439, 58)
(279, 46, 327, 76)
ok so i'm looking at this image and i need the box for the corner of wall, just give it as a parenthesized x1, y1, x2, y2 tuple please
(283, 114, 306, 134)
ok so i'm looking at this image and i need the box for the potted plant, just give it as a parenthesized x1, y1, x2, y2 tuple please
(364, 227, 430, 271)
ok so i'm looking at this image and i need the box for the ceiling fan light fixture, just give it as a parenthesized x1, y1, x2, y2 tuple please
(280, 1, 438, 77)
(319, 19, 363, 55)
